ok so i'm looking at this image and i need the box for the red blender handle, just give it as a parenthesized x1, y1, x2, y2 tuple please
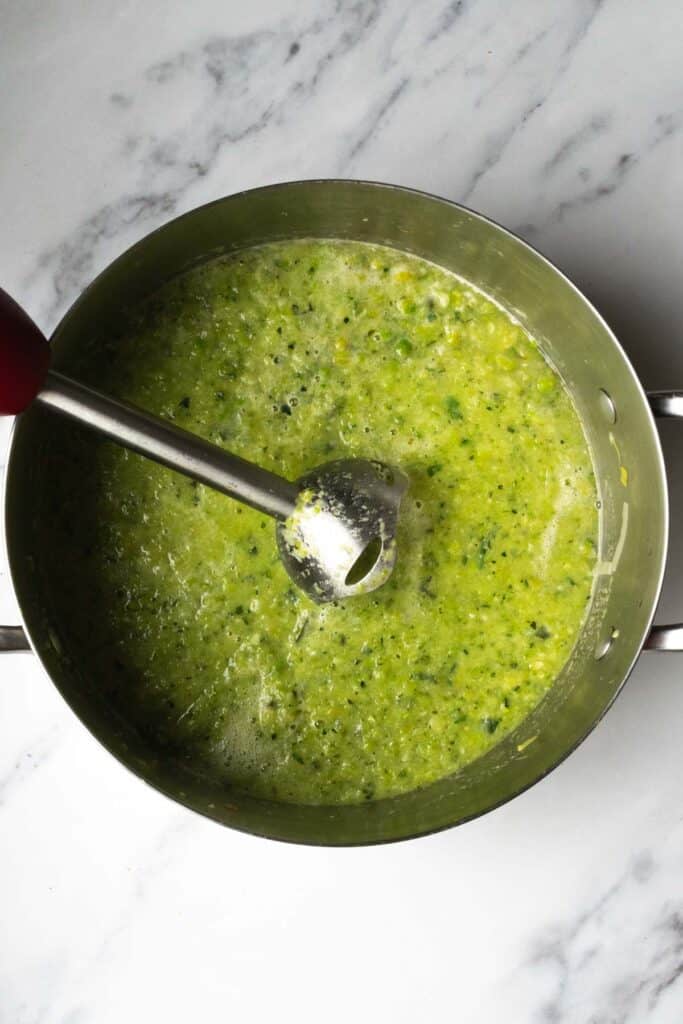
(0, 287, 51, 415)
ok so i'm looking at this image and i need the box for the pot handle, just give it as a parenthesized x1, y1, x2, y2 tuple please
(644, 391, 683, 651)
(0, 624, 30, 652)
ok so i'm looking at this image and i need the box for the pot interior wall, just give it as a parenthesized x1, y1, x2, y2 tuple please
(5, 182, 668, 844)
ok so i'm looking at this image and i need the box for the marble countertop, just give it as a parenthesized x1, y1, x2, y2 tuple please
(2, 1, 683, 1020)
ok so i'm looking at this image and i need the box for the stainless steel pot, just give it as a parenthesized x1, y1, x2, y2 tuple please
(2, 181, 681, 845)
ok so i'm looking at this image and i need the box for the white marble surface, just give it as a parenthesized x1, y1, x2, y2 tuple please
(2, 1, 683, 1020)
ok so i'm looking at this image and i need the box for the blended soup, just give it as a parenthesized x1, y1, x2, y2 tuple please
(37, 241, 597, 804)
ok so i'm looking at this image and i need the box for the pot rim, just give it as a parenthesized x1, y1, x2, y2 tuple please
(2, 178, 670, 845)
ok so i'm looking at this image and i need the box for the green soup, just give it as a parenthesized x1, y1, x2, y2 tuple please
(37, 241, 597, 804)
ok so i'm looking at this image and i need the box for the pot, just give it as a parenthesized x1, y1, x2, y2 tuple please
(1, 180, 681, 845)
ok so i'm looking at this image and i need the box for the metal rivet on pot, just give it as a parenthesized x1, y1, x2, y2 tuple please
(595, 638, 611, 660)
(595, 627, 619, 660)
(598, 389, 617, 423)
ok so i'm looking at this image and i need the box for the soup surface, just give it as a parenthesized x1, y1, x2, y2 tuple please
(38, 241, 597, 804)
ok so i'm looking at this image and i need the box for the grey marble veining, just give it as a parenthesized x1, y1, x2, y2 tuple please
(517, 839, 683, 1022)
(17, 0, 644, 329)
(2, 1, 683, 1021)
